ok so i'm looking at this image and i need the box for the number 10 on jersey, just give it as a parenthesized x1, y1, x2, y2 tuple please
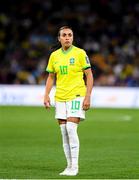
(60, 66, 68, 75)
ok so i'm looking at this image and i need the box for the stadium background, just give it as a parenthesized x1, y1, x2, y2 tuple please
(0, 0, 139, 86)
(0, 0, 139, 179)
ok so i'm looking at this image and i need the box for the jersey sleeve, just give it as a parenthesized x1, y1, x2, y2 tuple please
(79, 50, 91, 70)
(46, 54, 55, 73)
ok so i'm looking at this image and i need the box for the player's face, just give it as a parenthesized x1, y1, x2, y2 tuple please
(58, 28, 73, 50)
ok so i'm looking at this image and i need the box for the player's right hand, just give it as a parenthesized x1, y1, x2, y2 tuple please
(44, 95, 51, 109)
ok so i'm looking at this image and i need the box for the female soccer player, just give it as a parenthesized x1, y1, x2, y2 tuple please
(44, 26, 93, 176)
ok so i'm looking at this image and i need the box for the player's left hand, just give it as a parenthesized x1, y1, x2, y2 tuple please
(82, 96, 90, 111)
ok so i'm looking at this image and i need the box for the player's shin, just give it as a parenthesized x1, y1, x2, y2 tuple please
(66, 122, 79, 171)
(60, 124, 71, 168)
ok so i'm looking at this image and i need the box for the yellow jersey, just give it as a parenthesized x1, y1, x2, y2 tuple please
(46, 45, 91, 101)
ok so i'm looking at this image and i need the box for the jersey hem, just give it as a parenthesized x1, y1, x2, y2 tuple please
(55, 95, 85, 102)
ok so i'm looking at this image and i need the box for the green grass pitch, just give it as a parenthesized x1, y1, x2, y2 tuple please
(0, 106, 139, 179)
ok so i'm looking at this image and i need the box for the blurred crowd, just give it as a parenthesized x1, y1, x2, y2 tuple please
(0, 0, 139, 86)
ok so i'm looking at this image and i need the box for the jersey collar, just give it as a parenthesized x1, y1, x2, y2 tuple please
(61, 45, 73, 54)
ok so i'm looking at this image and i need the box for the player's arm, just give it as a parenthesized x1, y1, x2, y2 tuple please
(83, 68, 93, 111)
(44, 73, 55, 109)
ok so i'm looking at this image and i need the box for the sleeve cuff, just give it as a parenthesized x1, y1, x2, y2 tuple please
(46, 69, 54, 73)
(82, 65, 91, 70)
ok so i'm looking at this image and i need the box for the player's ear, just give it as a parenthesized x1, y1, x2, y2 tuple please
(58, 36, 60, 42)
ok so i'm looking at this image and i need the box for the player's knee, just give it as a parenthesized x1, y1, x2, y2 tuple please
(66, 122, 77, 136)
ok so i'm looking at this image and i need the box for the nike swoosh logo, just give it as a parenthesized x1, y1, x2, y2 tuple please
(71, 146, 77, 149)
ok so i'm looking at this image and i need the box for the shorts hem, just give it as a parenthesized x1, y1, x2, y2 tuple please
(55, 116, 67, 120)
(55, 116, 85, 120)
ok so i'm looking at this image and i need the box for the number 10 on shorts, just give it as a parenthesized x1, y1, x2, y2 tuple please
(71, 100, 80, 110)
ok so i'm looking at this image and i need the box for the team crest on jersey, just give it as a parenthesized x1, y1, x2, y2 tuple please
(85, 56, 90, 64)
(69, 58, 75, 65)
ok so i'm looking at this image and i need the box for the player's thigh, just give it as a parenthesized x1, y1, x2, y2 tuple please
(55, 101, 67, 120)
(67, 117, 80, 124)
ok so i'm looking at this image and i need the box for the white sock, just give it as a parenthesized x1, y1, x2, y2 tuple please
(66, 122, 79, 169)
(60, 124, 71, 168)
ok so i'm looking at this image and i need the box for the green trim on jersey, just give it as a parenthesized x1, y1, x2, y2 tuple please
(82, 65, 91, 70)
(61, 45, 73, 54)
(46, 69, 54, 73)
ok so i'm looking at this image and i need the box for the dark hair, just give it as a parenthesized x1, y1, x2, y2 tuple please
(58, 26, 73, 37)
(50, 25, 73, 52)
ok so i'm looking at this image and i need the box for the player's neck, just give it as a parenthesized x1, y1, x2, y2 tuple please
(62, 45, 73, 52)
